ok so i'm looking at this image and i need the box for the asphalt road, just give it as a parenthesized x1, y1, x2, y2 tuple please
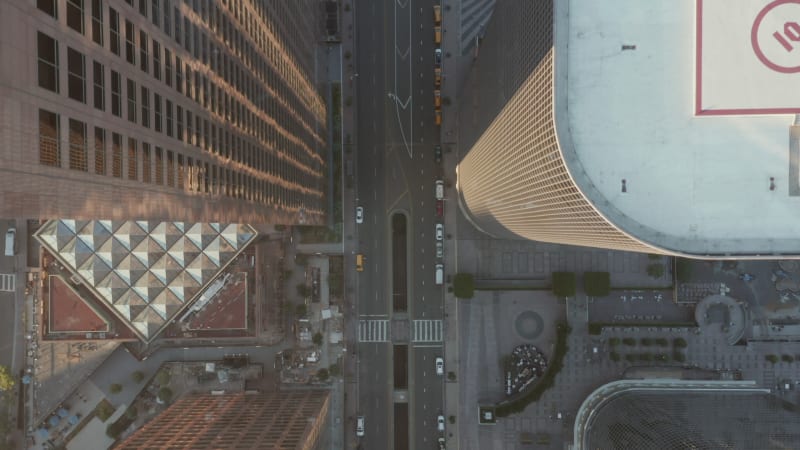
(353, 0, 445, 448)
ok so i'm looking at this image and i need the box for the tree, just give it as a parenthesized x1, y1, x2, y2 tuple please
(156, 369, 171, 386)
(622, 338, 636, 346)
(448, 371, 457, 381)
(329, 363, 341, 377)
(96, 401, 115, 421)
(608, 337, 620, 347)
(625, 354, 637, 362)
(313, 332, 323, 346)
(109, 383, 123, 394)
(449, 415, 456, 424)
(453, 273, 475, 299)
(125, 406, 138, 420)
(295, 303, 308, 317)
(552, 272, 576, 297)
(673, 338, 687, 348)
(584, 272, 610, 297)
(131, 371, 144, 383)
(296, 283, 310, 297)
(673, 352, 686, 363)
(158, 387, 173, 403)
(640, 338, 653, 347)
(610, 352, 621, 362)
(655, 338, 668, 347)
(646, 263, 665, 279)
(317, 368, 329, 381)
(782, 354, 794, 363)
(0, 365, 15, 392)
(766, 354, 779, 364)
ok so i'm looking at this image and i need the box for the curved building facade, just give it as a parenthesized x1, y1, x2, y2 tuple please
(457, 0, 800, 258)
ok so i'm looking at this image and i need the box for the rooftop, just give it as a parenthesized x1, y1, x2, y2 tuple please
(555, 0, 800, 256)
(35, 220, 257, 341)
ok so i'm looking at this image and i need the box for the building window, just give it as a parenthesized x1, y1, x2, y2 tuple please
(174, 7, 181, 44)
(177, 154, 184, 189)
(164, 48, 172, 87)
(162, 2, 171, 36)
(37, 0, 57, 18)
(142, 143, 151, 183)
(155, 146, 163, 185)
(125, 20, 135, 64)
(152, 40, 161, 80)
(167, 150, 174, 186)
(138, 0, 146, 16)
(68, 118, 87, 171)
(91, 0, 103, 45)
(139, 30, 148, 72)
(165, 100, 173, 137)
(175, 56, 183, 93)
(141, 86, 150, 128)
(94, 127, 106, 175)
(183, 17, 191, 53)
(150, 0, 159, 26)
(111, 70, 121, 116)
(67, 48, 86, 103)
(154, 93, 162, 132)
(112, 132, 122, 177)
(185, 65, 192, 99)
(66, 0, 84, 34)
(128, 138, 138, 180)
(37, 32, 59, 93)
(185, 110, 193, 145)
(176, 105, 183, 141)
(93, 61, 104, 110)
(109, 7, 120, 55)
(127, 78, 136, 123)
(39, 109, 60, 167)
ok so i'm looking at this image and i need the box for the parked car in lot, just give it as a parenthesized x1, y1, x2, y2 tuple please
(356, 416, 365, 437)
(356, 206, 364, 224)
(437, 414, 445, 432)
(436, 241, 443, 258)
(434, 145, 442, 163)
(435, 223, 444, 241)
(436, 357, 444, 375)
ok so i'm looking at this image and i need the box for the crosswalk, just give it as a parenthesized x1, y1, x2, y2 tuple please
(0, 274, 15, 292)
(359, 319, 389, 342)
(412, 320, 443, 342)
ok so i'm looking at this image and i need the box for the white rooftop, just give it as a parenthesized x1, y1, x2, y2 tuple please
(555, 0, 800, 256)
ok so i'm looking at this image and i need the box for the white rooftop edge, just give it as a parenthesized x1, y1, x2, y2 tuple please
(554, 0, 800, 257)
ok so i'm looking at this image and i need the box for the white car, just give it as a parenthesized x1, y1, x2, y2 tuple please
(435, 223, 444, 241)
(437, 414, 445, 432)
(356, 206, 364, 224)
(356, 416, 365, 437)
(435, 357, 444, 375)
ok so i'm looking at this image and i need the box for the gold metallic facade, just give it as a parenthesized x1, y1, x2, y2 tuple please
(457, 0, 655, 253)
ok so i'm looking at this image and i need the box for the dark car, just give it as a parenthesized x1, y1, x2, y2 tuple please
(435, 48, 442, 65)
(436, 200, 443, 216)
(434, 145, 442, 163)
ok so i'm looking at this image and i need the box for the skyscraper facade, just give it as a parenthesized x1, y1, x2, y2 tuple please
(117, 390, 330, 449)
(457, 1, 800, 258)
(0, 0, 327, 225)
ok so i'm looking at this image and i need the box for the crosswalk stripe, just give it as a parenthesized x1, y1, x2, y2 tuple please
(0, 274, 14, 292)
(358, 319, 389, 342)
(412, 320, 442, 342)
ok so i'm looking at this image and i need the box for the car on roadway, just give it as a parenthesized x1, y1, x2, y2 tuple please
(434, 145, 442, 163)
(435, 48, 442, 65)
(435, 180, 444, 200)
(436, 357, 444, 375)
(356, 206, 364, 224)
(356, 416, 365, 437)
(436, 199, 443, 216)
(436, 241, 443, 258)
(437, 414, 445, 432)
(435, 223, 444, 241)
(438, 437, 446, 450)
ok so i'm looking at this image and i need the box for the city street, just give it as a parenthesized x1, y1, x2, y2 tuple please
(351, 0, 445, 448)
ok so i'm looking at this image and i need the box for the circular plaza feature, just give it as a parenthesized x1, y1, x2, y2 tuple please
(515, 310, 544, 341)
